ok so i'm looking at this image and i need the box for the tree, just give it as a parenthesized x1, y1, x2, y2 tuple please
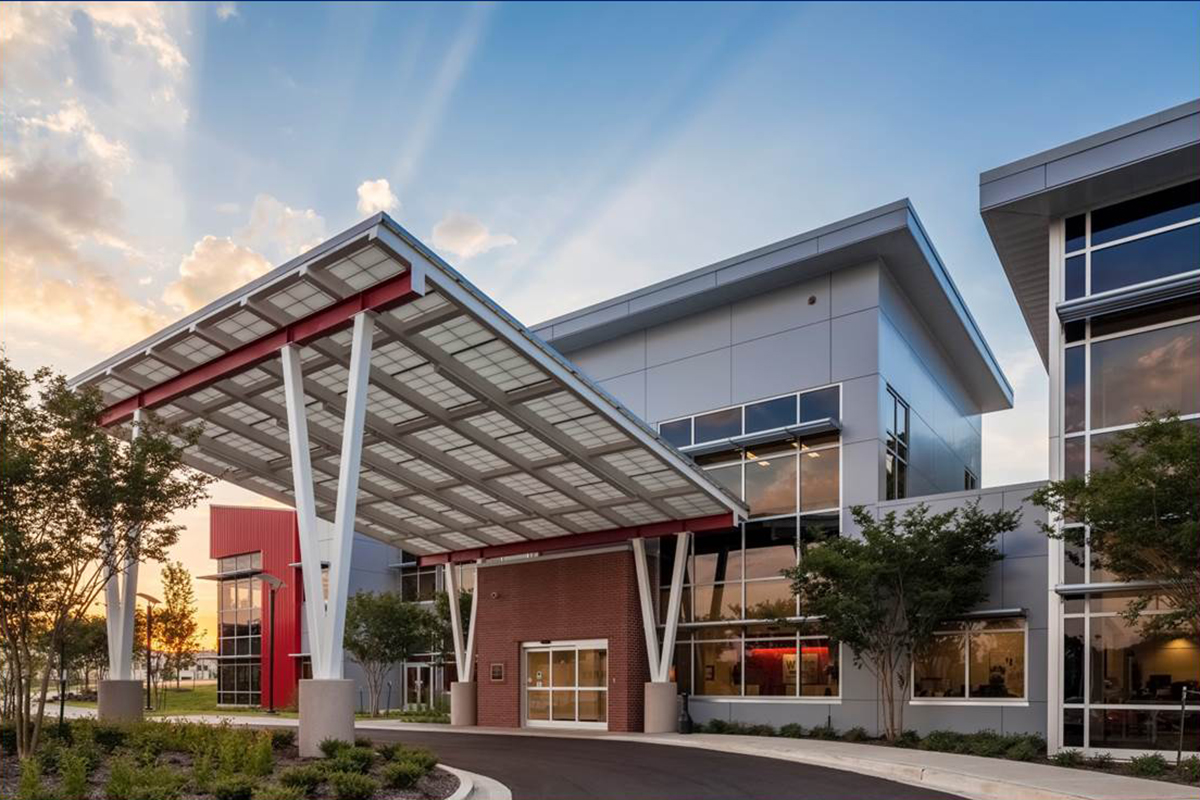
(785, 502, 1019, 742)
(131, 607, 169, 709)
(0, 358, 212, 755)
(158, 561, 205, 689)
(1030, 413, 1199, 637)
(343, 592, 436, 716)
(59, 616, 108, 694)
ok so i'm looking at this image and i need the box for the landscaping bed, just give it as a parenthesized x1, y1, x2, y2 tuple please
(0, 720, 458, 800)
(695, 720, 1200, 787)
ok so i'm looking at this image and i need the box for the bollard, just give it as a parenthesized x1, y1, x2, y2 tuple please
(677, 691, 693, 734)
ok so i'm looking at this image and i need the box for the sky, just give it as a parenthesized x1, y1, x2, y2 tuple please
(2, 1, 1198, 646)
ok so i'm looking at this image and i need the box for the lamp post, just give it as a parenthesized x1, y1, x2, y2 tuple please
(137, 593, 161, 712)
(260, 574, 286, 714)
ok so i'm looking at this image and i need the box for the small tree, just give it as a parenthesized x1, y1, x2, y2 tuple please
(158, 561, 205, 689)
(434, 588, 473, 676)
(0, 358, 212, 755)
(59, 615, 109, 694)
(343, 592, 436, 716)
(785, 502, 1019, 741)
(1030, 413, 1199, 637)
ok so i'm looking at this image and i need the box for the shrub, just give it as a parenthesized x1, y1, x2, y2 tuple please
(808, 723, 839, 741)
(249, 733, 274, 776)
(894, 730, 921, 749)
(0, 722, 18, 756)
(105, 758, 185, 800)
(920, 730, 967, 753)
(93, 723, 128, 752)
(402, 747, 438, 771)
(382, 760, 426, 789)
(212, 773, 260, 800)
(1004, 739, 1040, 762)
(104, 756, 136, 800)
(1177, 755, 1200, 783)
(331, 746, 377, 774)
(17, 759, 49, 800)
(192, 749, 216, 794)
(320, 737, 352, 758)
(842, 726, 870, 743)
(967, 731, 1014, 759)
(269, 729, 296, 750)
(58, 748, 90, 799)
(779, 723, 804, 739)
(376, 742, 403, 761)
(703, 719, 729, 734)
(354, 735, 374, 749)
(279, 764, 325, 793)
(34, 739, 61, 775)
(218, 731, 249, 774)
(328, 771, 380, 800)
(1049, 749, 1084, 768)
(254, 783, 305, 800)
(1086, 751, 1114, 770)
(746, 724, 777, 737)
(1128, 753, 1168, 777)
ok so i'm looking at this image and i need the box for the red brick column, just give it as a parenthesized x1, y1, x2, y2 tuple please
(474, 548, 649, 731)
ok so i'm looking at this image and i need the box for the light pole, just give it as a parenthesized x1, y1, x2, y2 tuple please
(260, 574, 286, 714)
(137, 593, 161, 711)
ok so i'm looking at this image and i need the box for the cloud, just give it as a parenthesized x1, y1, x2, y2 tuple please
(19, 100, 129, 167)
(356, 179, 399, 216)
(163, 236, 272, 313)
(0, 158, 122, 242)
(215, 201, 241, 214)
(215, 2, 238, 21)
(431, 212, 517, 261)
(235, 194, 326, 261)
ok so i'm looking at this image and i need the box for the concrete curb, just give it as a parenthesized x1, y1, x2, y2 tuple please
(442, 763, 512, 800)
(439, 765, 473, 800)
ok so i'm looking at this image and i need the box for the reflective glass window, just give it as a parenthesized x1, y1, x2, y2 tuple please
(745, 396, 796, 433)
(1090, 618, 1199, 705)
(659, 418, 692, 448)
(1090, 322, 1199, 429)
(799, 639, 839, 697)
(968, 629, 1024, 699)
(744, 639, 797, 697)
(690, 531, 742, 584)
(800, 513, 839, 555)
(1064, 346, 1086, 434)
(800, 448, 839, 511)
(1065, 214, 1086, 253)
(1090, 296, 1199, 338)
(1090, 224, 1200, 295)
(913, 634, 966, 698)
(704, 464, 742, 501)
(1064, 436, 1085, 480)
(1090, 709, 1200, 752)
(1063, 617, 1085, 704)
(743, 518, 798, 579)
(800, 387, 840, 424)
(745, 455, 797, 518)
(695, 407, 742, 443)
(694, 641, 741, 696)
(1065, 255, 1086, 301)
(744, 580, 795, 620)
(692, 583, 741, 622)
(1090, 180, 1200, 246)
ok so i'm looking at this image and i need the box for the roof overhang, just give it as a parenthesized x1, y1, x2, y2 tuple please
(980, 99, 1200, 366)
(533, 200, 1013, 413)
(70, 214, 748, 559)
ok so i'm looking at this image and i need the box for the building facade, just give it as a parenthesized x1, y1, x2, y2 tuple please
(198, 101, 1199, 754)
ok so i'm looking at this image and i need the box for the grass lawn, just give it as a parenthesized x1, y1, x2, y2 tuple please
(66, 683, 449, 723)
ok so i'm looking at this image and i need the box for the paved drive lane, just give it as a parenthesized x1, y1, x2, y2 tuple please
(367, 729, 965, 800)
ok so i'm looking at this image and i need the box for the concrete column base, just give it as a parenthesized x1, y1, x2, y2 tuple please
(98, 680, 144, 723)
(298, 679, 355, 758)
(450, 681, 477, 726)
(644, 681, 678, 733)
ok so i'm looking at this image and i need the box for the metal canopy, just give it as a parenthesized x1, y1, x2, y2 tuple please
(70, 214, 747, 561)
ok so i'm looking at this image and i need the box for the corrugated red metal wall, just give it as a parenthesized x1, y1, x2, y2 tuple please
(210, 506, 302, 709)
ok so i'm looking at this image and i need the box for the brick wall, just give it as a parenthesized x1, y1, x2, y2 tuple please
(474, 548, 648, 731)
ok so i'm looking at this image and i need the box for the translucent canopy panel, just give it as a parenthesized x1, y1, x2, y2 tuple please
(71, 215, 747, 557)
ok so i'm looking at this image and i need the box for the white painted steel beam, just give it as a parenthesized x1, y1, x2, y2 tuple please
(320, 311, 375, 679)
(657, 531, 691, 683)
(631, 537, 663, 679)
(443, 564, 466, 677)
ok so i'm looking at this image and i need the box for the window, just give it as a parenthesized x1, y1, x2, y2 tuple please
(913, 617, 1026, 701)
(672, 626, 840, 699)
(885, 388, 909, 500)
(964, 469, 977, 491)
(658, 386, 841, 447)
(217, 572, 262, 706)
(401, 565, 439, 602)
(700, 433, 839, 519)
(1062, 180, 1200, 299)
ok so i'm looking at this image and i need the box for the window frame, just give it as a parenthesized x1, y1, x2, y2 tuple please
(910, 617, 1029, 706)
(657, 384, 842, 448)
(885, 387, 910, 500)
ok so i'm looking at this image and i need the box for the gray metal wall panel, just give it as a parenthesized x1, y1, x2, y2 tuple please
(645, 349, 733, 422)
(569, 330, 646, 382)
(646, 306, 732, 367)
(831, 309, 879, 382)
(730, 323, 831, 405)
(730, 275, 831, 344)
(839, 374, 882, 447)
(830, 260, 880, 317)
(598, 372, 646, 419)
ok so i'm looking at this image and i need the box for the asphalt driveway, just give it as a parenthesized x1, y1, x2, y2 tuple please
(367, 729, 965, 800)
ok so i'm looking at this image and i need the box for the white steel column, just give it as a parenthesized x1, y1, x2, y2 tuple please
(320, 311, 375, 679)
(631, 531, 690, 682)
(104, 409, 143, 679)
(657, 531, 690, 683)
(443, 564, 467, 678)
(281, 343, 328, 677)
(463, 569, 479, 684)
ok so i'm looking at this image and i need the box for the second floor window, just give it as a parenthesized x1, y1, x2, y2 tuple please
(885, 388, 909, 500)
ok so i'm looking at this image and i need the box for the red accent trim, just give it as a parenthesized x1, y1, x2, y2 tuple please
(99, 272, 418, 427)
(416, 512, 735, 567)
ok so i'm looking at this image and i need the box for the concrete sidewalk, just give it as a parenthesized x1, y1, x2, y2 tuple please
(62, 706, 1197, 800)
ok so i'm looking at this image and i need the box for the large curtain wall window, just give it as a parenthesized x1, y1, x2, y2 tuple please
(884, 387, 910, 500)
(216, 552, 263, 707)
(1061, 594, 1199, 752)
(913, 617, 1027, 701)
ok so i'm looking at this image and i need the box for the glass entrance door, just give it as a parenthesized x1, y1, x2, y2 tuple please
(522, 640, 608, 728)
(405, 664, 431, 710)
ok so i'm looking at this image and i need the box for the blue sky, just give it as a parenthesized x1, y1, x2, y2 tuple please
(2, 1, 1197, 618)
